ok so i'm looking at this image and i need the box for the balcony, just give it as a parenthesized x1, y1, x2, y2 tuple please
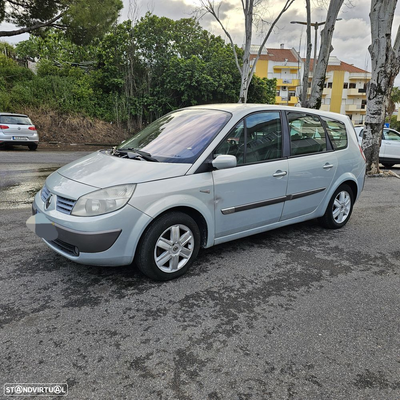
(277, 79, 300, 87)
(349, 73, 371, 80)
(275, 96, 298, 105)
(345, 104, 366, 113)
(273, 65, 300, 73)
(347, 88, 367, 96)
(306, 88, 329, 96)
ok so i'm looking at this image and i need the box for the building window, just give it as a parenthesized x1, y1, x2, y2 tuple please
(327, 82, 333, 88)
(349, 83, 356, 89)
(343, 82, 349, 89)
(361, 100, 367, 109)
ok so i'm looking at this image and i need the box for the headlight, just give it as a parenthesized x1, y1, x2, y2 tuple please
(72, 184, 136, 217)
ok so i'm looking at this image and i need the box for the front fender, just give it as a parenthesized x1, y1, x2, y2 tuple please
(129, 175, 215, 248)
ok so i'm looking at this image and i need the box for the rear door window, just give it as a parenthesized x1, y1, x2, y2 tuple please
(287, 112, 327, 156)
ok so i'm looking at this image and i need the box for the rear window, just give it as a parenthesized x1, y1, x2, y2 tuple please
(0, 115, 32, 125)
(322, 117, 348, 150)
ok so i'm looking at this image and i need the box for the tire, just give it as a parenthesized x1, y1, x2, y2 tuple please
(319, 184, 354, 229)
(28, 143, 38, 151)
(136, 211, 201, 281)
(382, 163, 394, 168)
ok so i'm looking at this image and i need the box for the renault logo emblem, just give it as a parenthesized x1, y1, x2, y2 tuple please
(45, 194, 53, 210)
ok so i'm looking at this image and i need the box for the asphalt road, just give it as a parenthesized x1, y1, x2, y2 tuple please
(1, 150, 400, 400)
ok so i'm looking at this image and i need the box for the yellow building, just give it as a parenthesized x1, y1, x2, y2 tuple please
(251, 46, 371, 124)
(250, 45, 302, 106)
(308, 56, 371, 125)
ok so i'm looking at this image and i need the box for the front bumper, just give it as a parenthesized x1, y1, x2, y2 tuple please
(32, 191, 152, 266)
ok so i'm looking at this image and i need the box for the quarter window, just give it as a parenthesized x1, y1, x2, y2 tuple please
(215, 112, 282, 165)
(322, 117, 348, 150)
(287, 112, 327, 155)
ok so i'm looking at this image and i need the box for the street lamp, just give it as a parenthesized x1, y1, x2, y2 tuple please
(291, 19, 342, 76)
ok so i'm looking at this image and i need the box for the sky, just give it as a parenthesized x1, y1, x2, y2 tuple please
(122, 0, 400, 74)
(1, 0, 400, 76)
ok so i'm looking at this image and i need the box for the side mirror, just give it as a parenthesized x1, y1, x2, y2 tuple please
(212, 154, 237, 170)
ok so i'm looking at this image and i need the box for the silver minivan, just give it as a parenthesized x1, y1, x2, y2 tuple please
(30, 104, 366, 280)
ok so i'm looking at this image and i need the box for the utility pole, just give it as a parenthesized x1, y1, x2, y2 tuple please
(291, 18, 341, 102)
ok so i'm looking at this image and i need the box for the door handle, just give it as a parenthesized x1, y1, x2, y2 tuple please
(323, 163, 334, 170)
(273, 170, 287, 177)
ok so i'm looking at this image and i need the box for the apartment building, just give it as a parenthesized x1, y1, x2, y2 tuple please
(249, 45, 302, 106)
(250, 46, 371, 124)
(309, 56, 371, 124)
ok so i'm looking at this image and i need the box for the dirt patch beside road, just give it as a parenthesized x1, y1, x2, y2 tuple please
(22, 108, 131, 147)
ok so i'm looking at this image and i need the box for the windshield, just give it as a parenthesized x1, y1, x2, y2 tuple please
(0, 115, 32, 125)
(118, 108, 231, 163)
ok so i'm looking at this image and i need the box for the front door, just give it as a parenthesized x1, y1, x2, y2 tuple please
(381, 129, 400, 163)
(212, 111, 289, 239)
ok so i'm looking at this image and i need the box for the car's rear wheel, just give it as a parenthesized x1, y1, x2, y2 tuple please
(136, 211, 200, 281)
(382, 163, 394, 168)
(319, 184, 354, 229)
(28, 143, 38, 151)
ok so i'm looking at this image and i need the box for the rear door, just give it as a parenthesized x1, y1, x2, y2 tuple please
(280, 112, 339, 221)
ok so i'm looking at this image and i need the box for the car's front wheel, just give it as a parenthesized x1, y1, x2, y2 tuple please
(319, 184, 354, 229)
(136, 211, 201, 281)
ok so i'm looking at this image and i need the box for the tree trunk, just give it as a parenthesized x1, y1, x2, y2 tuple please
(301, 0, 312, 107)
(239, 0, 254, 104)
(364, 0, 400, 175)
(307, 0, 344, 109)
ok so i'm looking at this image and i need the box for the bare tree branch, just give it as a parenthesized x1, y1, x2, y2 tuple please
(199, 1, 242, 75)
(0, 12, 64, 37)
(248, 0, 295, 87)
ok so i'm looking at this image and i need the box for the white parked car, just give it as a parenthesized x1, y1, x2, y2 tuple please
(355, 126, 400, 168)
(30, 104, 366, 281)
(0, 113, 39, 150)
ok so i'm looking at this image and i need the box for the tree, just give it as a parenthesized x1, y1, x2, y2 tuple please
(306, 0, 345, 109)
(363, 0, 400, 175)
(387, 86, 400, 125)
(0, 0, 123, 45)
(198, 0, 294, 103)
(300, 0, 312, 107)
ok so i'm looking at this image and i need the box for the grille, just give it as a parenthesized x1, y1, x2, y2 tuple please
(50, 239, 79, 256)
(56, 195, 76, 215)
(41, 185, 76, 215)
(41, 185, 51, 202)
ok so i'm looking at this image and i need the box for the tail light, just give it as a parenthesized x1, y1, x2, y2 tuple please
(0, 125, 9, 129)
(28, 126, 36, 131)
(358, 144, 366, 162)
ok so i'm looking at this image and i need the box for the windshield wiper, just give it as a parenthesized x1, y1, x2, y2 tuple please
(113, 147, 159, 162)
